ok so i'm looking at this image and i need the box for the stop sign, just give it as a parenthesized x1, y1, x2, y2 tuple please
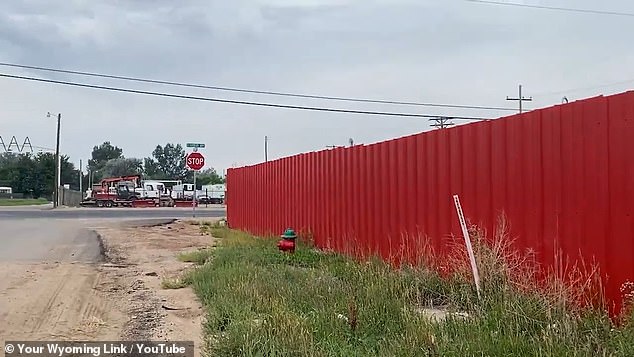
(186, 152, 205, 171)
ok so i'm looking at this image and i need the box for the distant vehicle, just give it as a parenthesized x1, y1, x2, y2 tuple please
(201, 184, 225, 204)
(171, 183, 195, 200)
(0, 186, 12, 194)
(196, 195, 213, 204)
(135, 180, 166, 199)
(83, 179, 141, 207)
(81, 175, 173, 207)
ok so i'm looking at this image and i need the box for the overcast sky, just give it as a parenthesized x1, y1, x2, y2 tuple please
(1, 0, 633, 174)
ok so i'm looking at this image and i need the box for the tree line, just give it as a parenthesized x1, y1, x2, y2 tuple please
(0, 152, 77, 199)
(88, 141, 224, 186)
(0, 141, 224, 198)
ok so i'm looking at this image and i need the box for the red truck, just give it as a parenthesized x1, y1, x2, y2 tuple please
(81, 175, 143, 207)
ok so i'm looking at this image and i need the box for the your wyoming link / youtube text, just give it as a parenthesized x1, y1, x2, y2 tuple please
(4, 341, 193, 357)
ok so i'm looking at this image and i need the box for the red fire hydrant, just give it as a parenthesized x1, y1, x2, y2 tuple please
(277, 228, 297, 253)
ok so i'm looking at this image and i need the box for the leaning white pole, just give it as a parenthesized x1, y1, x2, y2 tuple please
(453, 194, 481, 299)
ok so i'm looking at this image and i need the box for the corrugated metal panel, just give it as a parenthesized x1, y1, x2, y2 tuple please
(226, 91, 634, 313)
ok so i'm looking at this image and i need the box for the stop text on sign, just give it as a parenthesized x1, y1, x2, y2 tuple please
(186, 152, 205, 170)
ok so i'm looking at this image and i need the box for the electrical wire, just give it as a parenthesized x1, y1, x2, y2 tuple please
(465, 0, 634, 17)
(0, 73, 491, 120)
(0, 62, 516, 112)
(531, 78, 634, 97)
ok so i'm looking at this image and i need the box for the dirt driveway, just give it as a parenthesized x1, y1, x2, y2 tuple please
(0, 219, 217, 357)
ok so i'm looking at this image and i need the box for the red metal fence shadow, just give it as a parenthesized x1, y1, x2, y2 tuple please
(227, 91, 634, 313)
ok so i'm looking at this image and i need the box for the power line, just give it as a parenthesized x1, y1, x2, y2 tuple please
(0, 62, 516, 112)
(465, 0, 634, 17)
(532, 78, 634, 97)
(0, 73, 491, 120)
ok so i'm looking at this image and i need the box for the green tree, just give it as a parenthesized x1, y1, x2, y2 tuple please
(33, 153, 77, 197)
(88, 141, 123, 180)
(8, 154, 37, 196)
(102, 158, 143, 177)
(0, 153, 20, 188)
(197, 168, 225, 186)
(142, 157, 163, 179)
(143, 143, 191, 181)
(0, 152, 76, 198)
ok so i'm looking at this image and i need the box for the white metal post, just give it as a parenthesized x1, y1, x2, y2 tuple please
(193, 169, 197, 218)
(453, 194, 481, 299)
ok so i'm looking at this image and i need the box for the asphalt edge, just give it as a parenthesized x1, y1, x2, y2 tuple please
(119, 218, 178, 228)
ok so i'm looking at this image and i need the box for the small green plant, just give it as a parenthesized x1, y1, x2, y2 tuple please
(178, 249, 214, 265)
(199, 220, 230, 239)
(162, 278, 189, 289)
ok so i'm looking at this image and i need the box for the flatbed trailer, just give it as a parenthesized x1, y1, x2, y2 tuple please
(80, 196, 148, 208)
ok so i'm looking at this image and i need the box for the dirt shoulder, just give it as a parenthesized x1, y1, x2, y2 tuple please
(0, 219, 216, 355)
(0, 261, 127, 342)
(95, 219, 218, 356)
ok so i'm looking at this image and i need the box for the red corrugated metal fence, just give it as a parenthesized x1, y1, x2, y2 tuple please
(227, 91, 634, 312)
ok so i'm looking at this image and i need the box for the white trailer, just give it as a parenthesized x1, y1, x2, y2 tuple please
(200, 184, 225, 204)
(171, 183, 196, 200)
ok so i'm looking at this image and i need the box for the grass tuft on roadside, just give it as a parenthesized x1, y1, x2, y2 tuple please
(186, 225, 634, 356)
(199, 220, 229, 239)
(161, 278, 190, 290)
(178, 249, 214, 265)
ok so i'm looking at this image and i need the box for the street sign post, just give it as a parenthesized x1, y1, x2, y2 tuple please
(186, 152, 205, 217)
(187, 143, 206, 149)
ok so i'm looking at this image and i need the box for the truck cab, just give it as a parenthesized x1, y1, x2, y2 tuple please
(115, 182, 141, 201)
(136, 181, 166, 199)
(171, 183, 195, 200)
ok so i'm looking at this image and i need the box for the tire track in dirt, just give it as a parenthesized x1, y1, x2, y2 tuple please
(0, 262, 126, 342)
(0, 224, 125, 343)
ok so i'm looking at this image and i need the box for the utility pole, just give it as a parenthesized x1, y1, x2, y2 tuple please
(48, 112, 61, 208)
(506, 84, 532, 113)
(429, 116, 455, 129)
(79, 159, 83, 195)
(264, 136, 268, 162)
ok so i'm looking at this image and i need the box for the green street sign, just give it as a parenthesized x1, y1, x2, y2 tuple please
(187, 143, 205, 148)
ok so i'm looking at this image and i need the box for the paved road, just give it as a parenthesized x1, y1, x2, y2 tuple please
(0, 206, 225, 340)
(0, 219, 104, 262)
(0, 206, 226, 220)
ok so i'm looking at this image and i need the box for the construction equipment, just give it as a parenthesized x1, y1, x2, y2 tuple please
(81, 177, 141, 207)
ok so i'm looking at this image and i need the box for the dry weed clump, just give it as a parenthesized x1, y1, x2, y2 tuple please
(434, 214, 607, 318)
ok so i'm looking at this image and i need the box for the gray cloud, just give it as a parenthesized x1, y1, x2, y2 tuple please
(0, 0, 633, 172)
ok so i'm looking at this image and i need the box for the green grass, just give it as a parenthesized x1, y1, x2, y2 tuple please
(0, 198, 49, 206)
(184, 227, 634, 356)
(178, 249, 214, 265)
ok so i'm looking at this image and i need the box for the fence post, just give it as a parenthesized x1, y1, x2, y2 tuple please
(453, 194, 481, 299)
